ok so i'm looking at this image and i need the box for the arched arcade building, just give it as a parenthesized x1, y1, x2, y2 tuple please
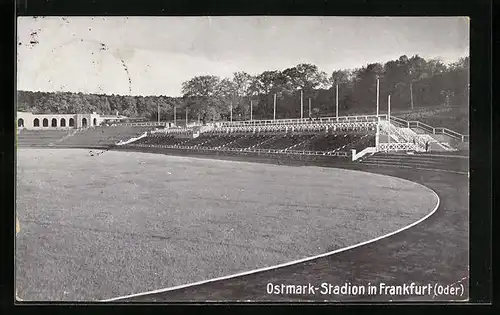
(17, 112, 104, 130)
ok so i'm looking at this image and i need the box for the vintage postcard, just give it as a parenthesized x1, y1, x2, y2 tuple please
(16, 16, 469, 302)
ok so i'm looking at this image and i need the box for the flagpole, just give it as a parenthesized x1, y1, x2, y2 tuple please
(388, 94, 391, 123)
(376, 78, 380, 118)
(300, 90, 303, 120)
(335, 84, 339, 122)
(174, 105, 176, 125)
(185, 108, 188, 126)
(250, 100, 253, 121)
(410, 82, 414, 110)
(388, 94, 391, 144)
(273, 93, 277, 121)
(308, 98, 311, 117)
(375, 79, 380, 150)
(230, 102, 233, 122)
(157, 104, 160, 123)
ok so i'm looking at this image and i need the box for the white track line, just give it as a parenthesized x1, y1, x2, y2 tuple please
(100, 186, 440, 302)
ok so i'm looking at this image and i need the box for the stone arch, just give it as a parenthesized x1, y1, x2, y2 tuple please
(18, 118, 24, 127)
(33, 118, 40, 127)
(43, 118, 49, 127)
(93, 118, 97, 126)
(51, 118, 57, 127)
(60, 118, 66, 127)
(69, 118, 75, 127)
(82, 118, 88, 127)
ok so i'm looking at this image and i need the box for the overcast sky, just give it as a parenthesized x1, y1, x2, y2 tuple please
(17, 16, 469, 97)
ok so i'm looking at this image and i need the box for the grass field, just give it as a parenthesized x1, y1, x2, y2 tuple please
(143, 163, 468, 302)
(16, 148, 438, 301)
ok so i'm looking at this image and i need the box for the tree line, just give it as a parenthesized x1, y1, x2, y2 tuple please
(17, 54, 468, 122)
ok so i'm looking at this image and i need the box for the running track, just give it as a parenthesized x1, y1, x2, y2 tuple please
(109, 157, 469, 302)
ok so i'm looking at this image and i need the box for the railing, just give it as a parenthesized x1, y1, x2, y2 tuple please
(198, 125, 214, 133)
(377, 142, 418, 152)
(399, 118, 468, 142)
(113, 122, 167, 127)
(127, 143, 350, 157)
(207, 121, 377, 135)
(379, 121, 412, 143)
(152, 128, 192, 134)
(435, 127, 465, 140)
(218, 114, 380, 127)
(115, 132, 148, 146)
(351, 147, 378, 161)
(383, 117, 468, 145)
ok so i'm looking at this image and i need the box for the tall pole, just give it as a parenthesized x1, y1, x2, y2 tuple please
(185, 108, 188, 126)
(388, 94, 391, 123)
(410, 82, 414, 110)
(335, 84, 339, 121)
(174, 105, 176, 125)
(157, 104, 160, 123)
(376, 78, 380, 148)
(250, 100, 253, 121)
(388, 94, 391, 144)
(300, 90, 303, 119)
(308, 98, 311, 118)
(376, 78, 380, 118)
(230, 102, 233, 122)
(273, 93, 277, 121)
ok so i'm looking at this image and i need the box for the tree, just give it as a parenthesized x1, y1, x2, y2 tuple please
(181, 75, 223, 121)
(330, 69, 351, 86)
(16, 54, 469, 120)
(232, 71, 253, 98)
(425, 58, 448, 77)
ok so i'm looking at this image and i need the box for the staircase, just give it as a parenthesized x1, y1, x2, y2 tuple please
(250, 135, 280, 149)
(286, 134, 320, 151)
(406, 127, 457, 152)
(357, 152, 468, 174)
(17, 130, 70, 147)
(54, 126, 154, 148)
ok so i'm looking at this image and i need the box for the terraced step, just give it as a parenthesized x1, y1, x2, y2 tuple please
(362, 155, 462, 163)
(359, 153, 468, 173)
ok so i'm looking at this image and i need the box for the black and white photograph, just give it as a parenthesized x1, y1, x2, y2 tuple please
(15, 16, 469, 302)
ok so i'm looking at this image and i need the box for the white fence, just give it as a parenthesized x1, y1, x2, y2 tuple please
(379, 121, 426, 151)
(150, 128, 192, 136)
(128, 143, 350, 157)
(391, 116, 468, 142)
(113, 122, 168, 127)
(377, 142, 419, 152)
(351, 147, 378, 161)
(208, 122, 376, 135)
(218, 114, 379, 127)
(115, 132, 148, 146)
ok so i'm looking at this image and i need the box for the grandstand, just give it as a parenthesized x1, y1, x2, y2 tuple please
(16, 125, 156, 149)
(17, 129, 71, 147)
(122, 110, 468, 161)
(16, 108, 470, 301)
(17, 107, 469, 163)
(53, 126, 153, 148)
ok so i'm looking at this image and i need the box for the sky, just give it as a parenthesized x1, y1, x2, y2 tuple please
(17, 16, 469, 97)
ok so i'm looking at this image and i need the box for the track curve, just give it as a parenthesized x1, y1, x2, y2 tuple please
(16, 149, 445, 301)
(107, 154, 468, 302)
